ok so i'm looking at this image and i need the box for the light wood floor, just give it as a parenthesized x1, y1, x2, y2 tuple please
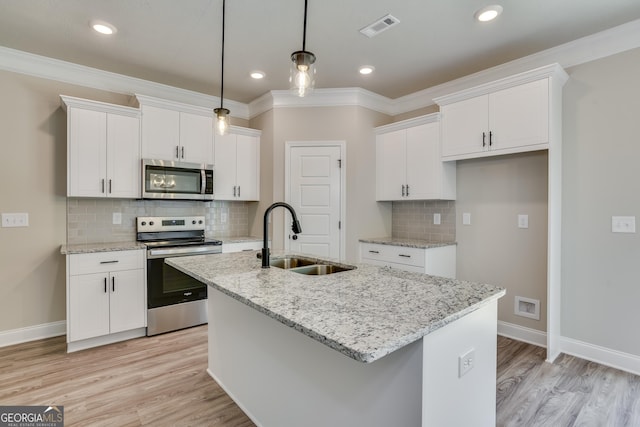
(2, 327, 639, 426)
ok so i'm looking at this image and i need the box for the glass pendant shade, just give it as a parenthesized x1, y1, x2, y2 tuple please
(290, 51, 316, 97)
(214, 107, 230, 136)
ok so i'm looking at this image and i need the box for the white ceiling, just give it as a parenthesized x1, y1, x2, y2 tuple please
(2, 0, 640, 104)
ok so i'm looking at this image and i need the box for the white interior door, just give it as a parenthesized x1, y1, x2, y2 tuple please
(287, 145, 342, 259)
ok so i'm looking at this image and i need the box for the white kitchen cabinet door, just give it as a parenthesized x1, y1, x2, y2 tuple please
(235, 134, 259, 201)
(107, 113, 141, 198)
(376, 129, 406, 200)
(440, 95, 489, 159)
(213, 132, 238, 200)
(141, 104, 180, 161)
(68, 107, 107, 197)
(376, 116, 456, 201)
(489, 79, 549, 152)
(69, 272, 110, 342)
(179, 111, 213, 164)
(214, 129, 260, 201)
(109, 269, 146, 334)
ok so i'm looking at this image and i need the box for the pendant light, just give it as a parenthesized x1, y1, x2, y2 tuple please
(214, 0, 230, 135)
(290, 0, 316, 97)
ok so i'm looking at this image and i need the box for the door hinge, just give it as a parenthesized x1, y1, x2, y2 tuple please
(338, 221, 341, 230)
(338, 159, 342, 168)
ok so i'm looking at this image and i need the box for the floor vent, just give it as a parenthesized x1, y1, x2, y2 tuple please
(359, 14, 400, 38)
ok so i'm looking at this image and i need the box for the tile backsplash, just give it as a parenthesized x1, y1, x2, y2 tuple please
(67, 198, 251, 245)
(392, 200, 456, 242)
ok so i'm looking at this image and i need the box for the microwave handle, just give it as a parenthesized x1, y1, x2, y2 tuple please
(201, 169, 206, 195)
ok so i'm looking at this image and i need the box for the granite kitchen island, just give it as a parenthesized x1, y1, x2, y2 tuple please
(167, 251, 505, 427)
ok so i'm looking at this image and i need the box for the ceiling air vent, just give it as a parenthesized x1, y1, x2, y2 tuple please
(359, 14, 400, 38)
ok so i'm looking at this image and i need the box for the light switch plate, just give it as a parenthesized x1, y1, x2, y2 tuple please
(612, 216, 636, 233)
(462, 213, 471, 225)
(1, 213, 29, 228)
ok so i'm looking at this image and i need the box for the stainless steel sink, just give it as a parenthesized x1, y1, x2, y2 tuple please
(269, 257, 316, 269)
(289, 264, 356, 275)
(269, 256, 356, 275)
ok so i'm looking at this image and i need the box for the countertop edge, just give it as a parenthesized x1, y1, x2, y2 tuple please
(359, 238, 457, 249)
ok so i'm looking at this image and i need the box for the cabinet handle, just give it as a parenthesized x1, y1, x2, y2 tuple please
(399, 254, 411, 258)
(482, 132, 486, 147)
(101, 179, 105, 194)
(112, 276, 115, 292)
(489, 131, 493, 146)
(181, 146, 185, 159)
(99, 260, 119, 264)
(238, 186, 241, 197)
(176, 146, 180, 159)
(406, 185, 410, 197)
(104, 277, 107, 293)
(368, 250, 380, 254)
(108, 179, 112, 194)
(401, 184, 406, 197)
(233, 186, 237, 197)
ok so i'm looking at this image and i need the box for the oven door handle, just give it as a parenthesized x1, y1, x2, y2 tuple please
(147, 246, 222, 259)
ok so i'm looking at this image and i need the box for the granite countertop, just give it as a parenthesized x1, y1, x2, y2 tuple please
(60, 241, 146, 255)
(167, 251, 504, 363)
(359, 237, 457, 249)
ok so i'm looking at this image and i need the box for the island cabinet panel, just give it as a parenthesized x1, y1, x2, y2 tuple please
(62, 95, 141, 199)
(436, 64, 568, 162)
(375, 114, 456, 201)
(360, 242, 456, 279)
(207, 289, 423, 427)
(422, 299, 498, 427)
(213, 127, 260, 201)
(138, 95, 214, 164)
(66, 250, 146, 352)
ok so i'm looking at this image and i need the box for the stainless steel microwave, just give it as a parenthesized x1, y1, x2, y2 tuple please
(142, 159, 214, 200)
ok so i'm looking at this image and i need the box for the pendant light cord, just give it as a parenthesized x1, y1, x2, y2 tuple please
(302, 0, 308, 51)
(219, 0, 226, 109)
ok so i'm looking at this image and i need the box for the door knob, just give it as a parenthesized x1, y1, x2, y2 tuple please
(292, 235, 298, 240)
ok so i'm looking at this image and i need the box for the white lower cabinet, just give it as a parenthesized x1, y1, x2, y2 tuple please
(360, 242, 456, 279)
(222, 240, 262, 253)
(66, 250, 146, 352)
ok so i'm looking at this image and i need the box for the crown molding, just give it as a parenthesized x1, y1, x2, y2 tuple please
(0, 46, 250, 120)
(1, 18, 639, 119)
(374, 113, 440, 135)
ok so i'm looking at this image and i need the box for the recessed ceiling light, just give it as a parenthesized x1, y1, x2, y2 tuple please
(474, 5, 503, 22)
(359, 66, 375, 75)
(250, 71, 265, 79)
(91, 20, 117, 35)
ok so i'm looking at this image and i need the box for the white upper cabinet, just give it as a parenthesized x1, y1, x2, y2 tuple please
(62, 95, 140, 198)
(375, 114, 456, 201)
(436, 64, 568, 161)
(214, 126, 261, 201)
(137, 95, 213, 165)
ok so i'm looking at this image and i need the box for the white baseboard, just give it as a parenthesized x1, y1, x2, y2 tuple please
(559, 336, 640, 377)
(498, 321, 547, 348)
(0, 321, 66, 348)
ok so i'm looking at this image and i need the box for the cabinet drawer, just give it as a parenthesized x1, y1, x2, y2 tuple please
(361, 243, 425, 268)
(69, 250, 144, 275)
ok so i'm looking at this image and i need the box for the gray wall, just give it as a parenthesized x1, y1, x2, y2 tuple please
(562, 47, 640, 355)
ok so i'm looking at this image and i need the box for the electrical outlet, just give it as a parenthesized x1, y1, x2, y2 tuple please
(1, 213, 29, 228)
(221, 212, 228, 223)
(433, 213, 441, 225)
(518, 214, 529, 229)
(458, 348, 475, 378)
(112, 212, 122, 225)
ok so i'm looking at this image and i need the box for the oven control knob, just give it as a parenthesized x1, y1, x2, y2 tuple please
(141, 221, 146, 226)
(198, 220, 203, 224)
(192, 220, 196, 224)
(149, 221, 154, 226)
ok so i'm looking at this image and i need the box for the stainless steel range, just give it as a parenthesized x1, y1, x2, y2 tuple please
(137, 216, 222, 336)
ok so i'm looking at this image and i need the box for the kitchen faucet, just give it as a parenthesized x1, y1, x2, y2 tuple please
(262, 202, 302, 268)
